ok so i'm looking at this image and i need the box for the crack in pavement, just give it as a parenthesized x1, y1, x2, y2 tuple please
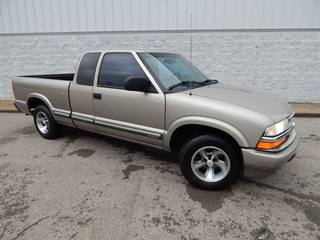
(0, 222, 10, 240)
(11, 211, 60, 240)
(12, 215, 50, 240)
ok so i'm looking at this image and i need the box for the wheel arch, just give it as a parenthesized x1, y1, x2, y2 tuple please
(27, 93, 54, 115)
(165, 116, 250, 153)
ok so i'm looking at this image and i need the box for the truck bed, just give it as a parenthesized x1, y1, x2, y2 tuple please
(20, 73, 74, 81)
(13, 74, 73, 116)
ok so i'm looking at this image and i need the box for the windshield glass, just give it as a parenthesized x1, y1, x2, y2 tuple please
(138, 53, 209, 91)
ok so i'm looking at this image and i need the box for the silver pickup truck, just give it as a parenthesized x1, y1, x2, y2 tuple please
(12, 50, 299, 190)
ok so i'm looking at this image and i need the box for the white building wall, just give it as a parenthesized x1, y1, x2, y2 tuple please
(0, 0, 319, 102)
(1, 0, 319, 33)
(1, 30, 319, 102)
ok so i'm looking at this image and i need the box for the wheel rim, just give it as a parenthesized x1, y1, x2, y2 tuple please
(191, 146, 231, 182)
(36, 111, 50, 134)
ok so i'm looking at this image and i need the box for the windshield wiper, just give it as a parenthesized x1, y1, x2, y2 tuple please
(199, 79, 219, 84)
(169, 79, 218, 91)
(169, 81, 198, 91)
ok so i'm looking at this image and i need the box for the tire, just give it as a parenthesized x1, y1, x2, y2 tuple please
(33, 105, 62, 139)
(179, 135, 241, 190)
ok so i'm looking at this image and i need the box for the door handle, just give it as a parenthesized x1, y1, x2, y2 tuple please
(93, 93, 102, 100)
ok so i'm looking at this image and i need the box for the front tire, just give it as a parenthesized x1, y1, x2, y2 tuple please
(179, 135, 241, 190)
(33, 105, 62, 139)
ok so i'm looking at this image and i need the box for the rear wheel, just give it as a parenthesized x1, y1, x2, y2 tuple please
(33, 105, 62, 139)
(179, 135, 241, 190)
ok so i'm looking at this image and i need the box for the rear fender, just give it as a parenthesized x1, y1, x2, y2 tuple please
(27, 93, 54, 115)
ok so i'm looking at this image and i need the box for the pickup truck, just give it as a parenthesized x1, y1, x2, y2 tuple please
(12, 50, 299, 190)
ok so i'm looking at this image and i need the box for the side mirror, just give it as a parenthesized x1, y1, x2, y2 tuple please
(124, 76, 150, 92)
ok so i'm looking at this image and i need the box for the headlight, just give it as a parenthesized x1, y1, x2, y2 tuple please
(264, 119, 289, 137)
(256, 113, 295, 151)
(256, 116, 295, 150)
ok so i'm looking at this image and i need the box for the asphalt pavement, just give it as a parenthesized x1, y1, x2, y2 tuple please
(0, 113, 319, 239)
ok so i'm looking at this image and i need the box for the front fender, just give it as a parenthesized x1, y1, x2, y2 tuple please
(163, 116, 250, 151)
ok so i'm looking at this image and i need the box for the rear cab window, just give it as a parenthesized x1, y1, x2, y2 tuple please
(77, 52, 101, 86)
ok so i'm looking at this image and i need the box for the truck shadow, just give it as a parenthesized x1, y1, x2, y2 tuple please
(62, 126, 178, 165)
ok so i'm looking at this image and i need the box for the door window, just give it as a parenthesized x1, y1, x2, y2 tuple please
(98, 53, 147, 88)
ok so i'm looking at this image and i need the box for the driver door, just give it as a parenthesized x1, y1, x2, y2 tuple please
(92, 52, 165, 148)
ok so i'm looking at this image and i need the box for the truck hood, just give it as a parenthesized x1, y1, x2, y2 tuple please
(189, 84, 293, 122)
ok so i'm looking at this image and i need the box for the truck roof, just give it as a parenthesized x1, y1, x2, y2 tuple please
(83, 50, 178, 54)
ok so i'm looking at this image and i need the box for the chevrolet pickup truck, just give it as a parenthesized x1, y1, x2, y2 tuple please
(12, 50, 299, 190)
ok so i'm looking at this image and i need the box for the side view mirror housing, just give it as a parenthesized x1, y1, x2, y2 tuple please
(124, 76, 150, 92)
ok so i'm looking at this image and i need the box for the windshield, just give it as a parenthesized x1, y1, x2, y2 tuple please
(138, 53, 209, 92)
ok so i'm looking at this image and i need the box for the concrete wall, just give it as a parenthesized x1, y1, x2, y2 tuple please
(1, 30, 320, 102)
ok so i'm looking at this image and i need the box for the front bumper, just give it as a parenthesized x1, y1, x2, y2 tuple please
(242, 131, 300, 177)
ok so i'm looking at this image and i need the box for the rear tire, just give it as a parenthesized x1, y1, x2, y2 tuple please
(179, 135, 241, 190)
(33, 105, 62, 139)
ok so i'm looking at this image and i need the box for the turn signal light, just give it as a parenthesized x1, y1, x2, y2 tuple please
(257, 137, 286, 150)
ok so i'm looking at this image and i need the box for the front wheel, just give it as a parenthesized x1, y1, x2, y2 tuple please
(33, 105, 62, 139)
(179, 135, 241, 190)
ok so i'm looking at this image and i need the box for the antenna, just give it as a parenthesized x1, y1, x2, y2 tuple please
(189, 14, 193, 96)
(190, 14, 192, 66)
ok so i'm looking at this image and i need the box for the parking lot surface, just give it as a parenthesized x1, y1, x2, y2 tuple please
(0, 113, 319, 240)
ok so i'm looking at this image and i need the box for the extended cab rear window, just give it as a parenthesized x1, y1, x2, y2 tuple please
(98, 53, 147, 88)
(76, 53, 101, 86)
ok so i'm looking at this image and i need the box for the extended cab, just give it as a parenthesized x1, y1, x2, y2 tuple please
(12, 51, 299, 190)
